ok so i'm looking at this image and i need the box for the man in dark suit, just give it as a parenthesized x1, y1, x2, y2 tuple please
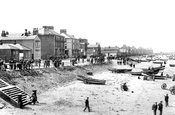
(158, 101, 163, 115)
(83, 97, 90, 112)
(164, 94, 169, 107)
(152, 102, 157, 115)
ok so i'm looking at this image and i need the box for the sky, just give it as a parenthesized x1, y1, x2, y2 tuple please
(0, 0, 175, 53)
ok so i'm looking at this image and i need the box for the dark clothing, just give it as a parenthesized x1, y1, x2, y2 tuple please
(152, 104, 157, 115)
(84, 99, 90, 112)
(158, 103, 163, 115)
(165, 95, 169, 107)
(85, 99, 89, 106)
(159, 109, 163, 115)
(123, 84, 128, 91)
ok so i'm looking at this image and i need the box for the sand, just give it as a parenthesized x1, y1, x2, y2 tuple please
(0, 60, 175, 115)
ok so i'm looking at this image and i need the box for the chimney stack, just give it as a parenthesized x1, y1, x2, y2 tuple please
(43, 26, 54, 35)
(6, 31, 9, 35)
(60, 29, 67, 34)
(1, 30, 6, 37)
(33, 28, 38, 35)
(43, 26, 54, 30)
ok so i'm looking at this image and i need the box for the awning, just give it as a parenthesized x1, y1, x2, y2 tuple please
(10, 44, 31, 51)
(0, 43, 31, 51)
(0, 44, 19, 50)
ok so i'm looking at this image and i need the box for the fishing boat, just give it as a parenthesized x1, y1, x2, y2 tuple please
(131, 69, 143, 75)
(83, 79, 106, 85)
(108, 68, 132, 73)
(169, 64, 175, 67)
(76, 75, 106, 85)
(154, 72, 166, 79)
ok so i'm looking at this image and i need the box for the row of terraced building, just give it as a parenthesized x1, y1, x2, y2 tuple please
(0, 26, 102, 62)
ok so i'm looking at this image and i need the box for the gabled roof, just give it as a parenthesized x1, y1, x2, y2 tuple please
(0, 34, 38, 40)
(10, 44, 31, 50)
(38, 28, 64, 37)
(60, 33, 75, 38)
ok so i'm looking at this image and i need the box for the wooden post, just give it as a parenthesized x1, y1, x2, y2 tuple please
(17, 94, 23, 108)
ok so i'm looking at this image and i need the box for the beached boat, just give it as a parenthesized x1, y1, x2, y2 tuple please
(130, 68, 143, 75)
(169, 64, 175, 67)
(155, 73, 166, 79)
(108, 68, 132, 73)
(142, 68, 159, 75)
(83, 79, 106, 85)
(153, 61, 164, 64)
(76, 75, 106, 85)
(131, 72, 142, 75)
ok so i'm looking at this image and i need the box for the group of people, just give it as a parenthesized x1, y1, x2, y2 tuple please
(152, 94, 169, 115)
(0, 58, 35, 71)
(83, 94, 169, 114)
(86, 56, 105, 64)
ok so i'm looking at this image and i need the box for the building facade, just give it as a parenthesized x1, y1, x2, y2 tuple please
(87, 43, 101, 58)
(101, 46, 119, 56)
(33, 26, 65, 59)
(60, 29, 80, 58)
(79, 38, 88, 57)
(0, 30, 41, 60)
(0, 43, 31, 62)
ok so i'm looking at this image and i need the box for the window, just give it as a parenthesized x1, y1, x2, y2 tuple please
(35, 41, 40, 48)
(61, 43, 64, 48)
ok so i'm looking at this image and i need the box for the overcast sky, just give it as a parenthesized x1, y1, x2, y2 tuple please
(0, 0, 175, 53)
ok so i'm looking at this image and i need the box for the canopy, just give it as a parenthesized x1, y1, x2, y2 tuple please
(0, 43, 31, 50)
(0, 44, 19, 50)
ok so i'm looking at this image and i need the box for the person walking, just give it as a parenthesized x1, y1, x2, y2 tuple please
(158, 101, 163, 115)
(152, 102, 157, 115)
(164, 94, 169, 107)
(83, 97, 90, 112)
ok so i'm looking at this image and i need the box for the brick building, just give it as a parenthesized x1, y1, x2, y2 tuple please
(33, 26, 65, 59)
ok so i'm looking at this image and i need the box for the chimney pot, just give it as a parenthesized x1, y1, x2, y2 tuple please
(60, 29, 67, 34)
(1, 30, 6, 37)
(33, 28, 38, 35)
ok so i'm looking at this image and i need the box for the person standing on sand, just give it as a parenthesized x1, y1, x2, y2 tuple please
(158, 101, 163, 115)
(153, 75, 155, 81)
(164, 94, 169, 107)
(83, 97, 90, 112)
(152, 102, 157, 115)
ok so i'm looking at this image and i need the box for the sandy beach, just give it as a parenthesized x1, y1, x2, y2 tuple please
(0, 60, 175, 115)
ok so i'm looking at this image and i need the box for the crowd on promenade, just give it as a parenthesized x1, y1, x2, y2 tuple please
(0, 55, 112, 71)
